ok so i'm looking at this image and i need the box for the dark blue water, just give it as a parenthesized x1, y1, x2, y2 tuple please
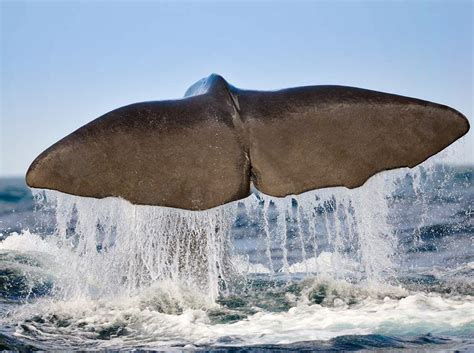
(0, 164, 472, 352)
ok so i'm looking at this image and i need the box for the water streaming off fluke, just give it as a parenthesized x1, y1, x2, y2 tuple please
(27, 169, 403, 303)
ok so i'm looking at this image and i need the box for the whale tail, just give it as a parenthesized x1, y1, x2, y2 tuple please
(26, 74, 469, 210)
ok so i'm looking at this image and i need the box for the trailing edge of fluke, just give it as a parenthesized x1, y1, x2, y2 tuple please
(26, 74, 470, 210)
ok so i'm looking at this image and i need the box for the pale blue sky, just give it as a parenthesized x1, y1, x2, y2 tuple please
(1, 0, 472, 176)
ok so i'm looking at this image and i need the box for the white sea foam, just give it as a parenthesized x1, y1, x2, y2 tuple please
(9, 279, 473, 349)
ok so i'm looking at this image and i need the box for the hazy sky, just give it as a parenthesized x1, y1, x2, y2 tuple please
(1, 0, 472, 176)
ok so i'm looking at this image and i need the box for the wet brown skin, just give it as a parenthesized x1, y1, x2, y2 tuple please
(26, 74, 470, 210)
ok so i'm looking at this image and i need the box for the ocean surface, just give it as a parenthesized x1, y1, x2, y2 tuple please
(0, 161, 472, 351)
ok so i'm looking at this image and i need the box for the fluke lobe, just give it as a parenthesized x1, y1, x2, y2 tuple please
(26, 74, 470, 210)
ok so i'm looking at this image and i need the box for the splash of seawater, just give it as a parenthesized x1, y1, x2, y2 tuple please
(21, 164, 429, 304)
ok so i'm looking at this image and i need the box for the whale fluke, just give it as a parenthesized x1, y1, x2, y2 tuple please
(26, 74, 469, 210)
